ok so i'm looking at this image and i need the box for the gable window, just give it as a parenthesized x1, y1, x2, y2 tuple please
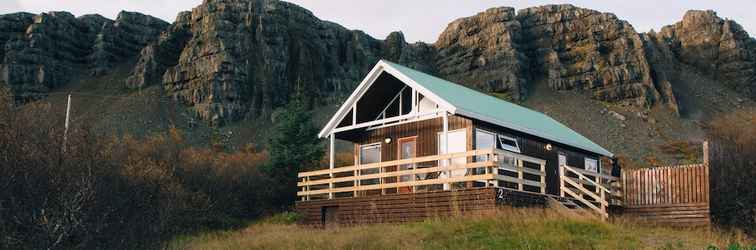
(497, 135, 521, 153)
(585, 157, 598, 173)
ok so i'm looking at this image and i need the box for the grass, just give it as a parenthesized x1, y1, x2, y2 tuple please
(165, 208, 754, 250)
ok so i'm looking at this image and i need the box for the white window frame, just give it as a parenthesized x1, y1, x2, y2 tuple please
(497, 135, 521, 153)
(474, 129, 497, 150)
(359, 143, 382, 165)
(584, 157, 598, 173)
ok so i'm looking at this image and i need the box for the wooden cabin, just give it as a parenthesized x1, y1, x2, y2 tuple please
(296, 60, 623, 226)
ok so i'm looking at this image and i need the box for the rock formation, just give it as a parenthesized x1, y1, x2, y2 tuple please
(128, 0, 432, 124)
(435, 7, 528, 100)
(2, 0, 755, 124)
(0, 11, 167, 100)
(655, 10, 756, 98)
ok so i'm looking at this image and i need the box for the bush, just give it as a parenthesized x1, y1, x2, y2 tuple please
(707, 110, 756, 236)
(0, 96, 275, 249)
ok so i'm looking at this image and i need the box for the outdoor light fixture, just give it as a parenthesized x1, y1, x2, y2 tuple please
(384, 137, 392, 144)
(545, 144, 553, 151)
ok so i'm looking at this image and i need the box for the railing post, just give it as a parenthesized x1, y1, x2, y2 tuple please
(540, 162, 546, 194)
(306, 176, 311, 201)
(559, 164, 565, 197)
(329, 133, 335, 199)
(600, 177, 606, 215)
(517, 159, 524, 191)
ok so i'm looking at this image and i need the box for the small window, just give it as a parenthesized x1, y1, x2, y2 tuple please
(585, 158, 598, 173)
(497, 135, 521, 153)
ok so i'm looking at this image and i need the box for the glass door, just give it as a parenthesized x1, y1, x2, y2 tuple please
(398, 137, 417, 193)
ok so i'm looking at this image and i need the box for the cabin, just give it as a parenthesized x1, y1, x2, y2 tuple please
(295, 60, 625, 226)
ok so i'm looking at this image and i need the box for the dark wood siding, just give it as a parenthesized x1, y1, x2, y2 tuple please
(473, 120, 603, 196)
(351, 115, 473, 162)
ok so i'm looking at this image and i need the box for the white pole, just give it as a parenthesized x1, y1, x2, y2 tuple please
(443, 112, 449, 190)
(329, 133, 335, 199)
(63, 94, 71, 152)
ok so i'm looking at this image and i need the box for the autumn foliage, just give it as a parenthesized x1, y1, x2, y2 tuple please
(0, 93, 314, 249)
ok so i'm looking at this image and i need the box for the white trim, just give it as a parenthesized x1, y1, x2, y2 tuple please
(319, 63, 385, 138)
(333, 109, 443, 134)
(366, 113, 441, 131)
(585, 157, 599, 173)
(318, 60, 457, 138)
(498, 135, 521, 154)
(358, 143, 382, 164)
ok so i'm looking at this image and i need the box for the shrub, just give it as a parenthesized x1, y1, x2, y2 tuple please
(0, 96, 274, 249)
(707, 110, 756, 236)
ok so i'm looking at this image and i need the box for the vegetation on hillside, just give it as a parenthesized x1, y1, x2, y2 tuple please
(0, 93, 322, 249)
(166, 208, 754, 250)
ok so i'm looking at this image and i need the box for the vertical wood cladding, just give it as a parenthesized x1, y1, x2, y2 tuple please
(473, 120, 603, 196)
(620, 164, 710, 227)
(352, 115, 473, 162)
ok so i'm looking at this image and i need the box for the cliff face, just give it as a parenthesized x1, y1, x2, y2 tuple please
(655, 10, 756, 98)
(434, 7, 528, 100)
(0, 11, 167, 100)
(1, 1, 755, 124)
(127, 0, 433, 124)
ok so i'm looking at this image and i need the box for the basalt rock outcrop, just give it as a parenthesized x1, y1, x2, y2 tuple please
(127, 0, 433, 124)
(434, 7, 529, 100)
(654, 10, 756, 98)
(517, 5, 662, 108)
(2, 0, 755, 124)
(0, 11, 167, 100)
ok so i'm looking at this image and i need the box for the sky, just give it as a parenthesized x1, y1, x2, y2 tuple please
(1, 0, 754, 43)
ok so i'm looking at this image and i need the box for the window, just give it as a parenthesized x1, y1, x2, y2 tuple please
(359, 144, 381, 164)
(585, 158, 598, 173)
(359, 143, 381, 185)
(498, 135, 521, 153)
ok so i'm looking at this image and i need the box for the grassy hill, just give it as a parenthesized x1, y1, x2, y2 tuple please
(166, 208, 754, 250)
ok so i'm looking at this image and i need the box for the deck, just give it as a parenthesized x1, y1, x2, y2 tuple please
(297, 149, 622, 225)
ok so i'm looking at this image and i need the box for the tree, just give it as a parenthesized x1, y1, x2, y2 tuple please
(264, 94, 324, 210)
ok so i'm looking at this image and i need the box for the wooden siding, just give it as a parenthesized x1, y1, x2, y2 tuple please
(622, 164, 710, 226)
(295, 187, 556, 226)
(473, 120, 605, 196)
(353, 115, 473, 163)
(296, 188, 496, 226)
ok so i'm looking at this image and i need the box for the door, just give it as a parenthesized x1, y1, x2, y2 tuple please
(398, 137, 417, 193)
(321, 206, 339, 228)
(438, 129, 467, 190)
(359, 144, 381, 186)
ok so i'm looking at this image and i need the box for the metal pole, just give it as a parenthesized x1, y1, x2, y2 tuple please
(63, 94, 71, 152)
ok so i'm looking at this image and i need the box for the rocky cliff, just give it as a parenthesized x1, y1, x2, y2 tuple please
(2, 0, 755, 125)
(127, 0, 434, 124)
(0, 11, 167, 100)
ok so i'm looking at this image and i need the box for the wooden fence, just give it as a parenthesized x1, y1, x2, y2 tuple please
(621, 163, 710, 226)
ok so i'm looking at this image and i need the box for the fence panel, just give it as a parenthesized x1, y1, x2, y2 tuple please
(621, 164, 710, 226)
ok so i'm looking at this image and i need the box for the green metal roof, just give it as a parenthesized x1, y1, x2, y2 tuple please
(383, 60, 613, 157)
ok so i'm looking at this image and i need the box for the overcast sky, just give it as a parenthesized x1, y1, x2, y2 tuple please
(2, 0, 754, 43)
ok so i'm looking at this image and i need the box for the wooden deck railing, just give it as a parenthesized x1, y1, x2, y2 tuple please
(560, 164, 621, 218)
(298, 149, 546, 201)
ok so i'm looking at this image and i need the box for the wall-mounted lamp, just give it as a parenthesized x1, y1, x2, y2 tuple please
(384, 137, 392, 144)
(545, 144, 553, 151)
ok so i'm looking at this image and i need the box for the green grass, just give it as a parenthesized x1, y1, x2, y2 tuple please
(165, 208, 754, 250)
